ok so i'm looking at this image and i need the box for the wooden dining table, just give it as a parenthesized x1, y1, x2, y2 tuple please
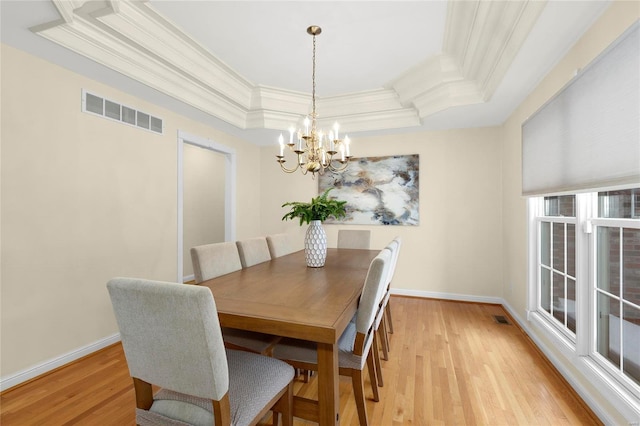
(199, 247, 379, 426)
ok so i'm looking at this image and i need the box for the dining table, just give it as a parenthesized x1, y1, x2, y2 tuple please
(199, 247, 379, 426)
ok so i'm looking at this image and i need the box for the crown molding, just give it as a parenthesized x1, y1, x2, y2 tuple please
(443, 0, 547, 101)
(30, 0, 545, 136)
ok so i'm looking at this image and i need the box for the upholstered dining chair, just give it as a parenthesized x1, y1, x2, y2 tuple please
(272, 248, 391, 426)
(236, 237, 272, 268)
(371, 238, 401, 385)
(266, 233, 295, 258)
(337, 229, 371, 249)
(384, 236, 402, 337)
(191, 241, 280, 355)
(107, 277, 294, 426)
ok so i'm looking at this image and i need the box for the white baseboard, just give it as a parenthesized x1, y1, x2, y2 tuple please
(183, 274, 195, 283)
(0, 333, 121, 392)
(390, 288, 503, 305)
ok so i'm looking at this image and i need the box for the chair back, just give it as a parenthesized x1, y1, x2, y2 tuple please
(337, 229, 371, 249)
(355, 248, 392, 339)
(236, 237, 271, 268)
(107, 277, 229, 401)
(389, 236, 402, 283)
(266, 233, 294, 258)
(191, 241, 242, 283)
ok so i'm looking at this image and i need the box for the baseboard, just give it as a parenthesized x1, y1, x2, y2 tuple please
(390, 288, 503, 305)
(0, 333, 121, 392)
(182, 274, 195, 283)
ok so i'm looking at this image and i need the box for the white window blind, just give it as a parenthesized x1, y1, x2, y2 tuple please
(522, 23, 640, 196)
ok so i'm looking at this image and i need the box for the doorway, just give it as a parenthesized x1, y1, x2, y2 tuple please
(177, 130, 236, 282)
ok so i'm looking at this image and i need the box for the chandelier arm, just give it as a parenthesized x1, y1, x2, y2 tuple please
(327, 160, 350, 173)
(277, 158, 301, 174)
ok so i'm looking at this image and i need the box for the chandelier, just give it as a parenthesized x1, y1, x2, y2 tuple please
(276, 26, 352, 178)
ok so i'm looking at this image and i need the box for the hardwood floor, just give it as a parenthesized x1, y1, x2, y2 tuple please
(1, 297, 601, 425)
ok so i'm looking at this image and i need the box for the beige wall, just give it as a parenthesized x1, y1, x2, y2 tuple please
(500, 3, 639, 423)
(261, 127, 503, 298)
(0, 44, 262, 377)
(183, 143, 225, 278)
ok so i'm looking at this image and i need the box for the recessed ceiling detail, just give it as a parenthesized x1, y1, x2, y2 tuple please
(31, 0, 546, 135)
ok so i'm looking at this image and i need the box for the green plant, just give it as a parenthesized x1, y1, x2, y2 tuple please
(281, 188, 347, 225)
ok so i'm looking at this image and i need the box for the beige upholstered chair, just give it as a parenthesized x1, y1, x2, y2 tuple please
(236, 237, 272, 268)
(191, 241, 280, 355)
(107, 277, 294, 426)
(266, 233, 295, 258)
(384, 236, 402, 336)
(372, 238, 401, 385)
(337, 229, 371, 249)
(272, 248, 391, 426)
(191, 241, 242, 284)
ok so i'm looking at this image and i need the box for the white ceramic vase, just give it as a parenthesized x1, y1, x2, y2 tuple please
(305, 220, 327, 267)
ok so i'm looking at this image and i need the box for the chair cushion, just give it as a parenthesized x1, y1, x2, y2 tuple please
(137, 349, 294, 426)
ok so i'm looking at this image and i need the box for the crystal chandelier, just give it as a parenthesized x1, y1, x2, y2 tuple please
(276, 26, 352, 178)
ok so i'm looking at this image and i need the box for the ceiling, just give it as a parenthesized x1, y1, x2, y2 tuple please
(0, 0, 611, 146)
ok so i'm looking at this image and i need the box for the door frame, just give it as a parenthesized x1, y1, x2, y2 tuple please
(177, 130, 236, 282)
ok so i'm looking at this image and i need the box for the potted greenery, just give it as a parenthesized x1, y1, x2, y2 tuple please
(282, 188, 347, 267)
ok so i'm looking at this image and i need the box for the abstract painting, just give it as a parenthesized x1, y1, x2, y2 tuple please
(319, 154, 419, 225)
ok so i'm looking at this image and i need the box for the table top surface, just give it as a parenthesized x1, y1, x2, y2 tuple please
(200, 248, 379, 344)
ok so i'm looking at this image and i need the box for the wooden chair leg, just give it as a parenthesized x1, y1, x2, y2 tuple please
(380, 314, 390, 361)
(351, 370, 369, 426)
(385, 300, 394, 334)
(272, 382, 293, 426)
(366, 351, 380, 401)
(132, 377, 153, 410)
(372, 332, 383, 387)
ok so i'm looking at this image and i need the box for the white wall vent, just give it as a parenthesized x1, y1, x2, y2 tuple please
(81, 89, 164, 135)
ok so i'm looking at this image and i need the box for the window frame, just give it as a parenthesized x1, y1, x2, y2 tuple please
(589, 216, 640, 392)
(527, 191, 640, 400)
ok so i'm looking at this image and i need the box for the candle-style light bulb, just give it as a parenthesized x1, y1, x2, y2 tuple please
(340, 144, 345, 161)
(344, 135, 351, 156)
(288, 127, 294, 145)
(278, 134, 284, 156)
(304, 117, 310, 135)
(333, 122, 339, 140)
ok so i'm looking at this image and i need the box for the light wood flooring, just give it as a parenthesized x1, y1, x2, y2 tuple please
(1, 297, 601, 425)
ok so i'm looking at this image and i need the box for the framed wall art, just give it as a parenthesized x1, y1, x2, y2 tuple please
(319, 154, 419, 225)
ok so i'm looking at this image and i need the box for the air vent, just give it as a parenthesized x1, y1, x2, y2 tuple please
(82, 90, 163, 134)
(493, 315, 511, 325)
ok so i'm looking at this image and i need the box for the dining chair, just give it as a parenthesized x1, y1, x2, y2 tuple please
(371, 238, 401, 385)
(266, 233, 295, 258)
(337, 229, 371, 249)
(191, 241, 280, 355)
(107, 277, 294, 426)
(385, 236, 402, 336)
(236, 237, 272, 268)
(272, 248, 392, 426)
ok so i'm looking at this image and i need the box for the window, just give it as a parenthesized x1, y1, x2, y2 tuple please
(593, 189, 640, 387)
(529, 188, 640, 396)
(536, 195, 577, 337)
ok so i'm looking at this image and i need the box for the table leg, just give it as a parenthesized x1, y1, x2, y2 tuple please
(316, 342, 340, 426)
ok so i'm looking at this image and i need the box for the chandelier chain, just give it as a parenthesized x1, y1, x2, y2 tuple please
(311, 32, 317, 121)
